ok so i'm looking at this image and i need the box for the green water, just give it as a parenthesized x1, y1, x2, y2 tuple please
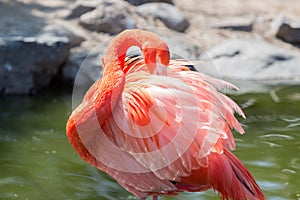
(0, 86, 299, 200)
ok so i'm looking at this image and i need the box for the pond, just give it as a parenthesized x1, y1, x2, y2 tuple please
(0, 85, 299, 200)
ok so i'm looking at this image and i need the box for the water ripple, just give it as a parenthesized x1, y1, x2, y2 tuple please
(286, 122, 300, 128)
(247, 160, 276, 167)
(241, 98, 256, 109)
(259, 181, 285, 191)
(280, 115, 300, 123)
(260, 134, 295, 140)
(281, 168, 296, 175)
(261, 141, 282, 147)
(291, 159, 300, 170)
(288, 92, 300, 101)
(248, 114, 277, 122)
(64, 172, 96, 181)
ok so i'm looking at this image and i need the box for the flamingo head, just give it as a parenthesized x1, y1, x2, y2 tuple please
(142, 42, 170, 75)
(102, 29, 171, 75)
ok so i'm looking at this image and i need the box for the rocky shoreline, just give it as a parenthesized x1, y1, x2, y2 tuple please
(1, 0, 299, 95)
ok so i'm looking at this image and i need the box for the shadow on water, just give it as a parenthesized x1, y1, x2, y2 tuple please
(0, 85, 299, 199)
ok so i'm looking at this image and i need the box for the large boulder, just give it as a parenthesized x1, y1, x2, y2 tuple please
(199, 39, 300, 87)
(79, 0, 138, 35)
(124, 0, 173, 6)
(271, 16, 300, 45)
(158, 29, 202, 61)
(63, 48, 102, 85)
(211, 17, 254, 32)
(67, 48, 103, 107)
(78, 0, 187, 34)
(137, 3, 189, 32)
(0, 35, 70, 95)
(66, 0, 98, 19)
(39, 24, 85, 47)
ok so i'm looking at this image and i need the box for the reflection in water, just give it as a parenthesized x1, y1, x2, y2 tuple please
(0, 86, 299, 200)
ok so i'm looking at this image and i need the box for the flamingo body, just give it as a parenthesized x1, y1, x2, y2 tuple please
(66, 29, 264, 200)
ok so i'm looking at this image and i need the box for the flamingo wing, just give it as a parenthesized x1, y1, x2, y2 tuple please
(68, 73, 178, 198)
(103, 57, 245, 181)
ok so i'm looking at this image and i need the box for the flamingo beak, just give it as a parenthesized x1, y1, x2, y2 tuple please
(153, 62, 168, 75)
(143, 48, 169, 75)
(154, 49, 169, 75)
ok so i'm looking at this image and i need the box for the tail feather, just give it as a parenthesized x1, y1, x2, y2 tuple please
(208, 148, 265, 200)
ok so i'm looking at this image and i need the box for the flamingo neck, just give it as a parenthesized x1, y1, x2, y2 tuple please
(94, 68, 125, 125)
(94, 30, 170, 123)
(103, 32, 145, 69)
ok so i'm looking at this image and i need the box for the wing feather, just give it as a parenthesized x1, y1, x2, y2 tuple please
(103, 58, 244, 181)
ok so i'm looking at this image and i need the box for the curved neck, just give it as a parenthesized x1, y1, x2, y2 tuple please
(102, 29, 170, 73)
(94, 30, 169, 124)
(103, 36, 142, 69)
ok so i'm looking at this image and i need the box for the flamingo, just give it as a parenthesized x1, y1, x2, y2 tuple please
(66, 29, 264, 200)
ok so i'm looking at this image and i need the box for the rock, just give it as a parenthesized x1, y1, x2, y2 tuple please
(124, 0, 173, 6)
(65, 48, 103, 107)
(0, 35, 70, 95)
(137, 3, 189, 32)
(80, 10, 135, 35)
(79, 1, 137, 35)
(62, 50, 86, 85)
(0, 1, 45, 38)
(198, 39, 300, 89)
(66, 0, 98, 19)
(271, 16, 300, 44)
(39, 24, 85, 47)
(159, 30, 202, 61)
(211, 17, 254, 32)
(63, 48, 102, 86)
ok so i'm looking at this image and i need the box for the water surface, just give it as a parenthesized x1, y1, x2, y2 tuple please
(0, 86, 299, 200)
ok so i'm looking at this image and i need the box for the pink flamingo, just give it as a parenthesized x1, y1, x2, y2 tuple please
(66, 29, 264, 200)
